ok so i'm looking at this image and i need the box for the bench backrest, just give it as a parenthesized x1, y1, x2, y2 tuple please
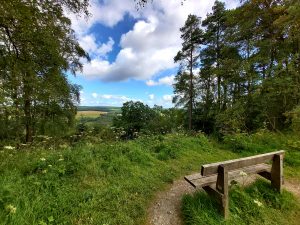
(201, 150, 284, 176)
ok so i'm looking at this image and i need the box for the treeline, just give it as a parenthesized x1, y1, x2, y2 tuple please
(173, 0, 300, 134)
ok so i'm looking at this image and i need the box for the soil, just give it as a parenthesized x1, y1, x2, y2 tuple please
(146, 174, 300, 225)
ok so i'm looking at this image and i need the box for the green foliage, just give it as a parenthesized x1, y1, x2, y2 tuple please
(284, 105, 300, 133)
(215, 101, 247, 135)
(168, 0, 300, 134)
(182, 179, 300, 225)
(0, 0, 89, 142)
(173, 14, 203, 130)
(113, 102, 185, 138)
(113, 101, 155, 137)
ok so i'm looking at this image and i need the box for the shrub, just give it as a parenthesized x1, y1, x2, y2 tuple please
(284, 105, 300, 133)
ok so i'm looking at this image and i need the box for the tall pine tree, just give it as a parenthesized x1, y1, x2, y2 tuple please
(173, 14, 203, 130)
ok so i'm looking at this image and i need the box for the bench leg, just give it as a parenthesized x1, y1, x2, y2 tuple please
(216, 165, 229, 219)
(271, 154, 283, 193)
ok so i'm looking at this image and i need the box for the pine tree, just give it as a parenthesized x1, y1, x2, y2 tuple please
(173, 14, 203, 130)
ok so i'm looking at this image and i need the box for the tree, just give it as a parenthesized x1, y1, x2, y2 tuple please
(113, 101, 155, 137)
(0, 0, 89, 142)
(174, 14, 203, 130)
(201, 0, 227, 111)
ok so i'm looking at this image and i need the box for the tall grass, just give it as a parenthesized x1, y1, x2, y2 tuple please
(1, 132, 299, 224)
(182, 179, 300, 225)
(0, 133, 236, 225)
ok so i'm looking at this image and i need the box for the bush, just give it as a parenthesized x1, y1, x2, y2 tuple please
(285, 105, 300, 133)
(113, 102, 185, 138)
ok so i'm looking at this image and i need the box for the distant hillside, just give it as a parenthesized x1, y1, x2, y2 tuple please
(77, 106, 121, 113)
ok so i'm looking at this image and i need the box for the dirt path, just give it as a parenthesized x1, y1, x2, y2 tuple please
(146, 179, 194, 225)
(146, 175, 300, 225)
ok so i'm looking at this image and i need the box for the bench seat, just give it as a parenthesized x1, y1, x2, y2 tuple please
(184, 163, 271, 188)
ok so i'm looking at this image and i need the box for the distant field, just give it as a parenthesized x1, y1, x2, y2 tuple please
(76, 110, 107, 118)
(77, 106, 121, 113)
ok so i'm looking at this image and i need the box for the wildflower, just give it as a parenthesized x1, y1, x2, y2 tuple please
(48, 165, 52, 167)
(42, 169, 47, 174)
(4, 146, 15, 150)
(5, 204, 17, 214)
(254, 199, 263, 207)
(40, 157, 46, 161)
(239, 171, 247, 177)
(59, 144, 68, 149)
(58, 158, 64, 161)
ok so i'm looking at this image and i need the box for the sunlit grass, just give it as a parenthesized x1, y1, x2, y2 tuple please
(76, 110, 107, 118)
(0, 132, 299, 224)
(182, 179, 300, 225)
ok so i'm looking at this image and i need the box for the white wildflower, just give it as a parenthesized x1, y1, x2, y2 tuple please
(40, 157, 46, 161)
(42, 169, 47, 174)
(48, 165, 52, 167)
(5, 204, 17, 214)
(254, 199, 263, 207)
(58, 158, 64, 161)
(59, 144, 68, 149)
(239, 171, 247, 177)
(4, 146, 15, 150)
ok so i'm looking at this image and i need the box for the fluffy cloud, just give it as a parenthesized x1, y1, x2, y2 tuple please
(163, 94, 174, 102)
(71, 0, 239, 82)
(80, 92, 144, 106)
(68, 0, 137, 35)
(148, 94, 155, 100)
(79, 35, 114, 57)
(92, 93, 98, 98)
(146, 75, 175, 86)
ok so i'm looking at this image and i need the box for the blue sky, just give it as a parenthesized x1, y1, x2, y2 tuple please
(68, 0, 238, 107)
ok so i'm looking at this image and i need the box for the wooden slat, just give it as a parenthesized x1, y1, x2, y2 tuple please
(271, 154, 284, 193)
(201, 150, 284, 176)
(185, 163, 271, 188)
(203, 186, 223, 204)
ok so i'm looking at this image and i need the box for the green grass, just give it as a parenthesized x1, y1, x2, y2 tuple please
(0, 132, 299, 225)
(0, 134, 237, 225)
(182, 131, 300, 225)
(220, 130, 300, 181)
(182, 179, 300, 225)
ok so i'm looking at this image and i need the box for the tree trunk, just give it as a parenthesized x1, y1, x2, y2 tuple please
(189, 49, 193, 131)
(24, 72, 33, 143)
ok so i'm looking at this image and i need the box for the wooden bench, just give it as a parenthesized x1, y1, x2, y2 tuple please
(184, 150, 284, 219)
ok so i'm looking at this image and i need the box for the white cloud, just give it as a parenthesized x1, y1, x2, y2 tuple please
(146, 75, 175, 86)
(87, 93, 141, 104)
(92, 93, 98, 98)
(149, 94, 155, 100)
(70, 0, 239, 82)
(163, 94, 174, 102)
(79, 35, 114, 58)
